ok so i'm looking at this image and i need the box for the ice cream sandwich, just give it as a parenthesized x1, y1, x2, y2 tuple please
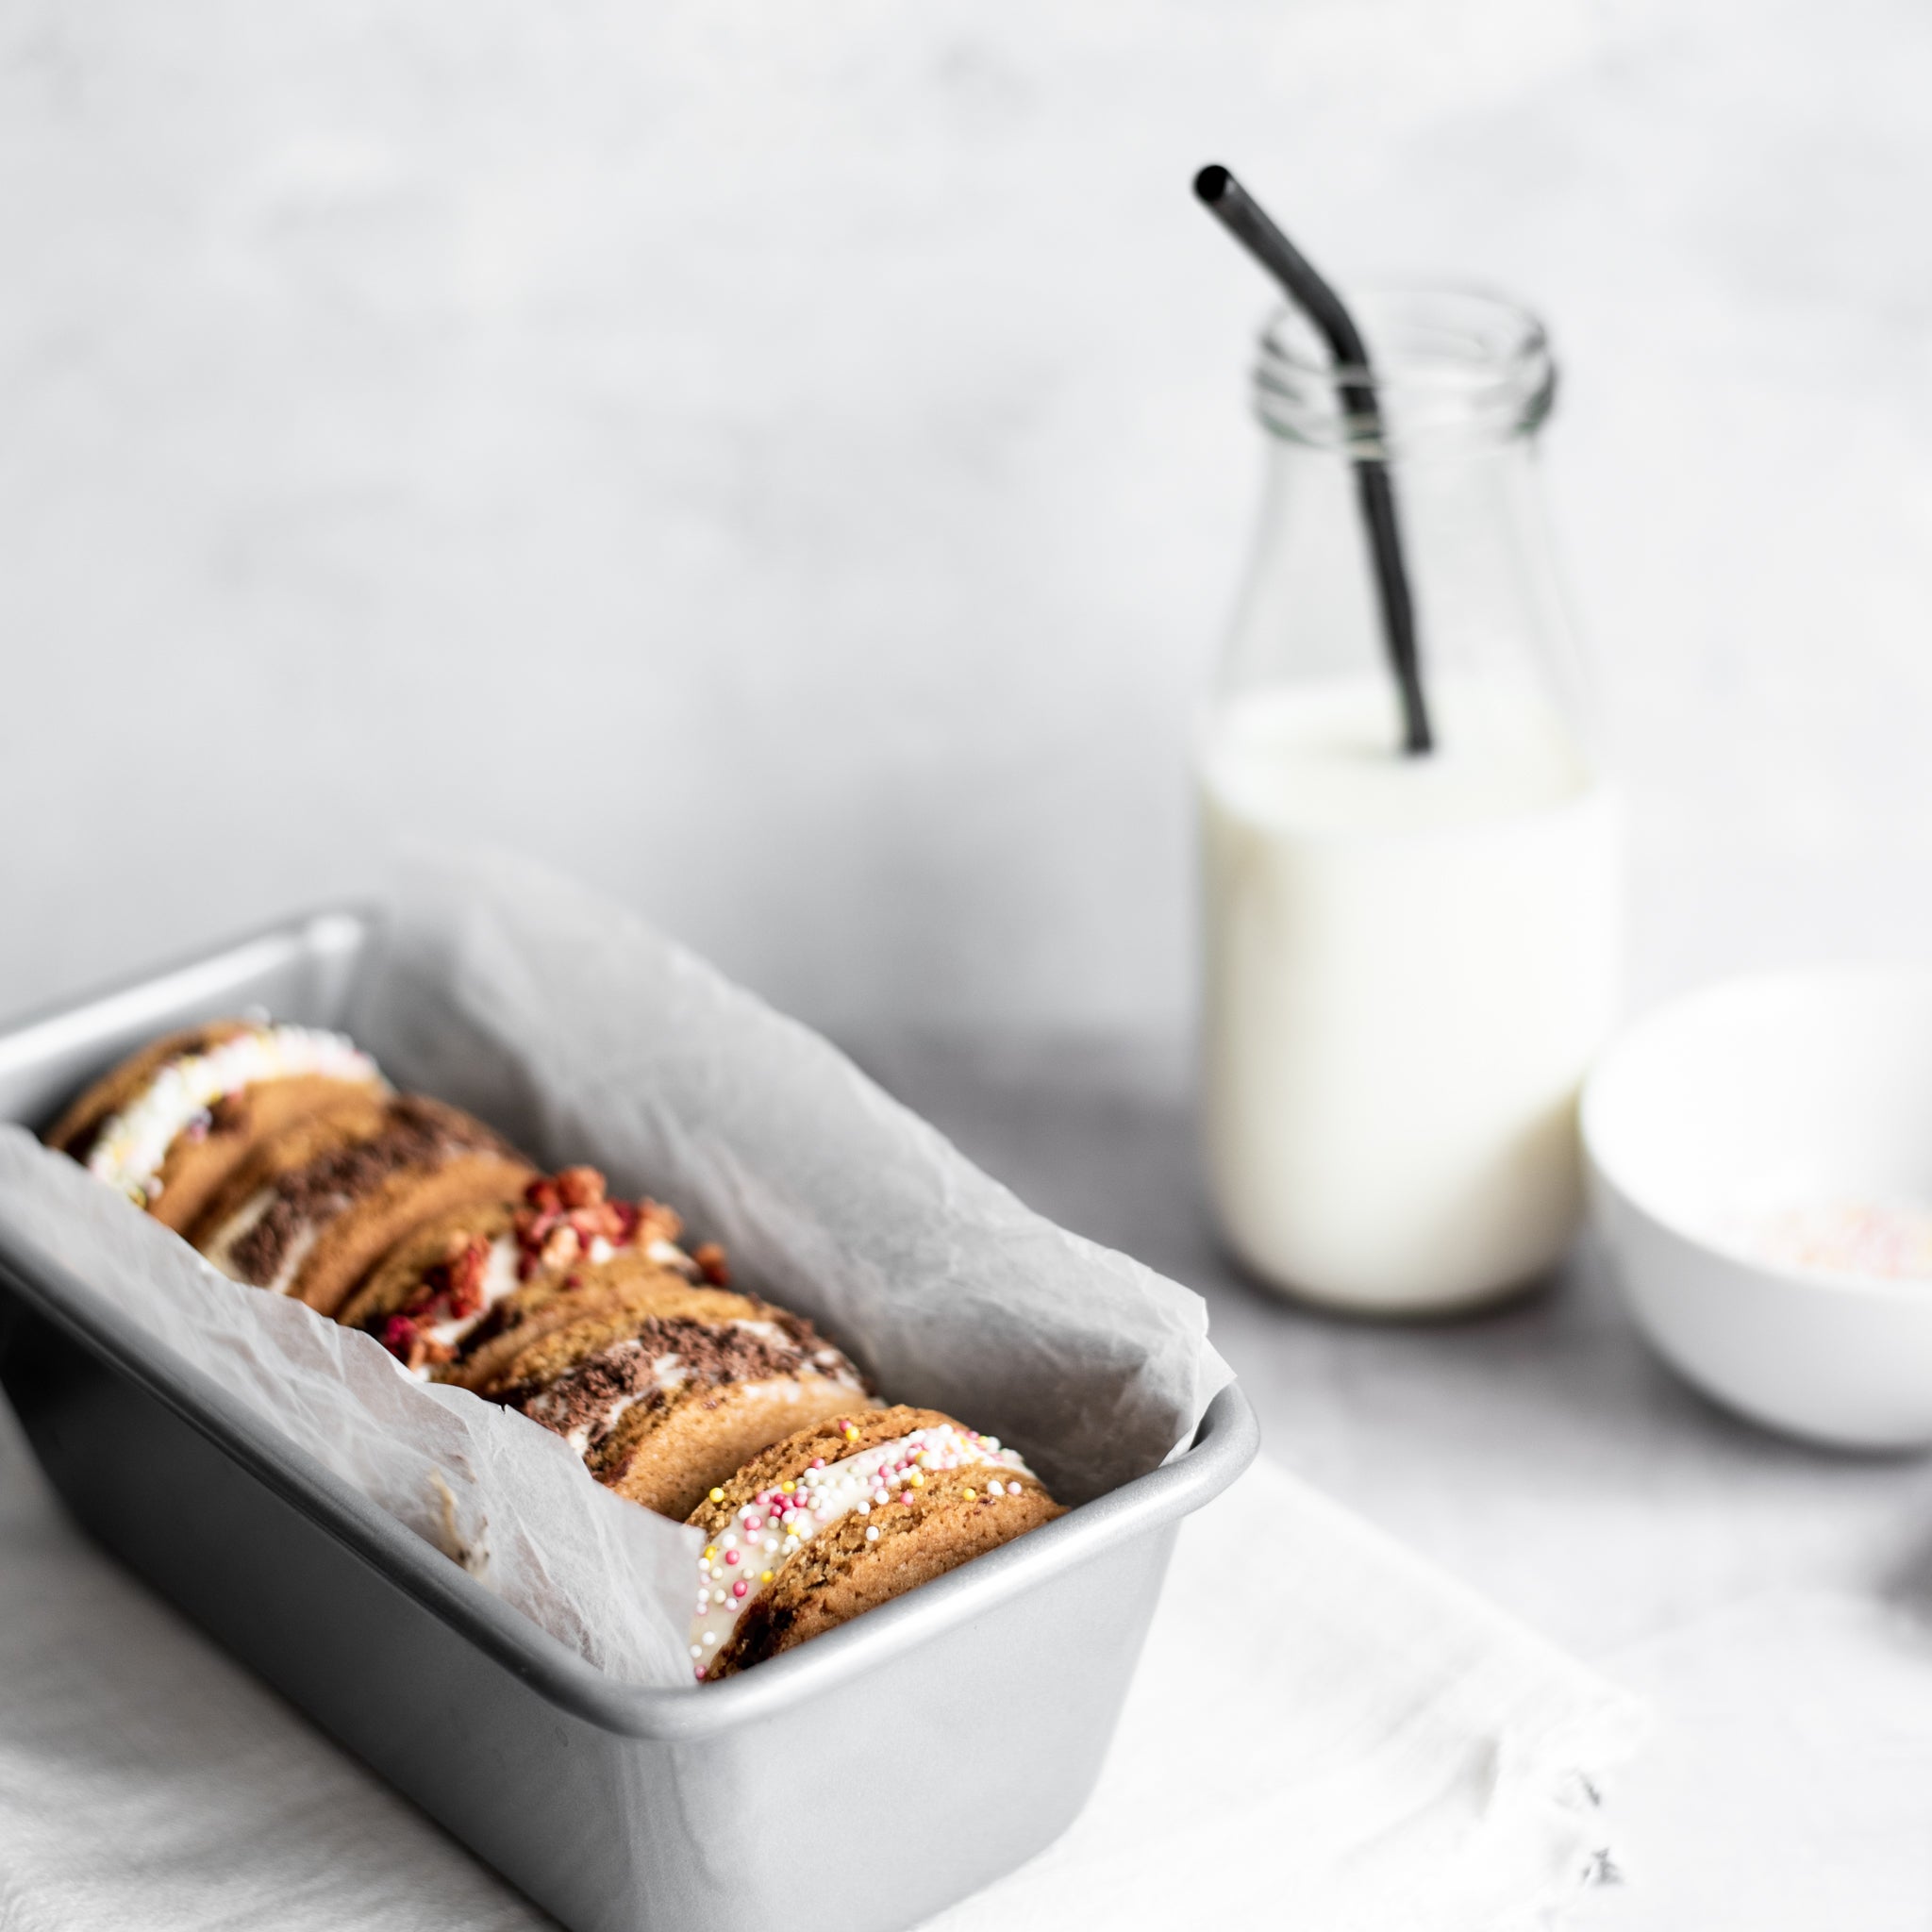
(336, 1165, 707, 1377)
(684, 1406, 1061, 1681)
(192, 1095, 535, 1317)
(47, 1020, 386, 1233)
(497, 1295, 878, 1519)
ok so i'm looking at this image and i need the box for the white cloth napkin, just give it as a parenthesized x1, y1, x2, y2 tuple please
(0, 1400, 1643, 1932)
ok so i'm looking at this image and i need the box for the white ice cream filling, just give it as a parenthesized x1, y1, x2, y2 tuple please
(86, 1024, 382, 1205)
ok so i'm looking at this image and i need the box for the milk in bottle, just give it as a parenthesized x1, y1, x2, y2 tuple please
(1199, 288, 1622, 1312)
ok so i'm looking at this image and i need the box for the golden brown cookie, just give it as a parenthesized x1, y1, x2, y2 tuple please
(47, 1021, 387, 1234)
(591, 1373, 878, 1521)
(685, 1406, 1061, 1682)
(193, 1095, 534, 1317)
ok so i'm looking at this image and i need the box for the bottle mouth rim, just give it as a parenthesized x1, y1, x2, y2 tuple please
(1254, 280, 1555, 449)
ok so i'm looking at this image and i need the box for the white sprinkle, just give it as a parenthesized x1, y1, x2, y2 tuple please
(866, 1525, 879, 1541)
(690, 1644, 702, 1657)
(705, 1632, 719, 1646)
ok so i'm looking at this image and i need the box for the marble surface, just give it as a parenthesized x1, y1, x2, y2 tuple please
(2, 0, 1930, 1041)
(855, 1033, 1932, 1930)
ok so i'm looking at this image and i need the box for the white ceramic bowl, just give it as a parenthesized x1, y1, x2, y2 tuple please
(1582, 967, 1932, 1450)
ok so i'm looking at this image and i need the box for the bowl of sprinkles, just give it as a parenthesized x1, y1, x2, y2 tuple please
(1585, 967, 1932, 1449)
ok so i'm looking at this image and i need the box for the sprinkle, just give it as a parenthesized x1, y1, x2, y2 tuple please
(988, 1480, 1004, 1497)
(865, 1525, 879, 1541)
(908, 1471, 924, 1488)
(963, 1489, 976, 1501)
(694, 1666, 707, 1681)
(745, 1515, 761, 1532)
(708, 1488, 724, 1504)
(702, 1545, 716, 1562)
(760, 1569, 774, 1583)
(690, 1644, 702, 1657)
(732, 1580, 748, 1598)
(856, 1500, 870, 1516)
(810, 1457, 825, 1469)
(705, 1632, 719, 1646)
(724, 1550, 740, 1566)
(781, 1481, 795, 1494)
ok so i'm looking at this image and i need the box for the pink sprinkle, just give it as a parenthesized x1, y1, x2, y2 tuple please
(732, 1580, 748, 1598)
(900, 1492, 913, 1507)
(810, 1457, 824, 1469)
(694, 1666, 707, 1681)
(744, 1515, 761, 1531)
(724, 1550, 740, 1566)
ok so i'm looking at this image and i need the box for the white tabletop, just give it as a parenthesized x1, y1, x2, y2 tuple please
(858, 1035, 1932, 1932)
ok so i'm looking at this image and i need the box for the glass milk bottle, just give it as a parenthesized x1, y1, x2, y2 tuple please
(1198, 287, 1622, 1314)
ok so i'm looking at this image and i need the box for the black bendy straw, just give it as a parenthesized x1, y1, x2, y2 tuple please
(1193, 164, 1433, 756)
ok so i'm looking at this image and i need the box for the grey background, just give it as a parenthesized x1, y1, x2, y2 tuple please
(3, 0, 1929, 1037)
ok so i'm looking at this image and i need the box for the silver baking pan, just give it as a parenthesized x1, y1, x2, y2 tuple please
(0, 911, 1257, 1932)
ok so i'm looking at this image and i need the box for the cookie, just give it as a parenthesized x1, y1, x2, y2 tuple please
(499, 1300, 877, 1519)
(193, 1095, 535, 1317)
(684, 1406, 1062, 1682)
(47, 1020, 387, 1233)
(334, 1165, 708, 1377)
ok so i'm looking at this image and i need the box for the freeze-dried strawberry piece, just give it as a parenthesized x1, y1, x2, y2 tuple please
(441, 1238, 490, 1319)
(556, 1165, 606, 1210)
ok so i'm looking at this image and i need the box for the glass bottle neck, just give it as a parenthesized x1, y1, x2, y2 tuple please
(1253, 283, 1556, 459)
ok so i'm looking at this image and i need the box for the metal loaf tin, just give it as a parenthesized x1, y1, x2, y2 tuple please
(0, 912, 1258, 1932)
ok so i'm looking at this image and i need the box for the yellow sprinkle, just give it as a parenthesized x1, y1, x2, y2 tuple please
(760, 1570, 774, 1583)
(782, 1481, 795, 1493)
(963, 1489, 976, 1501)
(908, 1471, 924, 1488)
(703, 1546, 716, 1562)
(708, 1488, 724, 1504)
